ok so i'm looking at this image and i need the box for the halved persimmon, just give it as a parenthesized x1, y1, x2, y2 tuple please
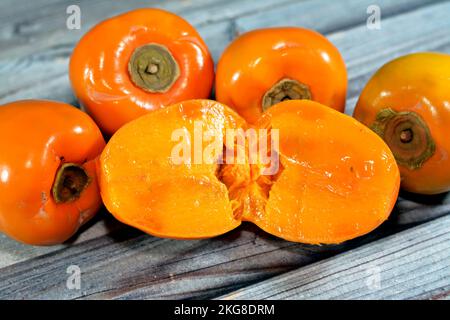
(99, 99, 399, 244)
(249, 100, 400, 243)
(98, 100, 245, 239)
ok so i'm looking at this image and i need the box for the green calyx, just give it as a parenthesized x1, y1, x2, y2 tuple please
(128, 43, 180, 93)
(52, 163, 90, 204)
(262, 78, 312, 112)
(371, 108, 435, 170)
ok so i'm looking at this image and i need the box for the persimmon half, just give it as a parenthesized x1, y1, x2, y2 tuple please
(354, 52, 450, 194)
(215, 27, 347, 124)
(99, 99, 399, 244)
(0, 100, 105, 245)
(70, 8, 214, 135)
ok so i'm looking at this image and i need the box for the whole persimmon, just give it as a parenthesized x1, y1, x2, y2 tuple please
(0, 100, 105, 245)
(99, 99, 399, 244)
(354, 52, 450, 194)
(70, 8, 214, 135)
(215, 27, 347, 123)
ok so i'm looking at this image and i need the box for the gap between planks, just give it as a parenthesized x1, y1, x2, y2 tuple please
(0, 0, 443, 101)
(219, 214, 450, 300)
(1, 0, 450, 271)
(0, 0, 448, 300)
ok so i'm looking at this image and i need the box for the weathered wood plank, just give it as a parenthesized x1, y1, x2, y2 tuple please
(0, 1, 171, 52)
(336, 3, 450, 114)
(219, 214, 450, 300)
(0, 0, 442, 104)
(1, 1, 450, 286)
(0, 0, 297, 59)
(234, 0, 442, 35)
(0, 1, 449, 300)
(0, 0, 300, 104)
(1, 200, 449, 300)
(0, 193, 447, 270)
(0, 211, 123, 269)
(0, 218, 396, 300)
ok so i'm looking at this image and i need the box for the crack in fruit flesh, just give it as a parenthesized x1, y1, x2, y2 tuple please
(216, 130, 285, 221)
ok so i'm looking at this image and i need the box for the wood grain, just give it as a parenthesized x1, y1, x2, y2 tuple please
(0, 0, 443, 104)
(234, 0, 441, 35)
(219, 214, 450, 300)
(0, 0, 449, 300)
(0, 219, 401, 300)
(1, 1, 450, 271)
(0, 0, 297, 59)
(0, 211, 123, 269)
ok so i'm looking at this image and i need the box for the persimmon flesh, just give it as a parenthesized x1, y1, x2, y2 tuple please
(99, 100, 399, 244)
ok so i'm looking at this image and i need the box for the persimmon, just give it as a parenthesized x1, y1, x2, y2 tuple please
(215, 27, 347, 124)
(354, 52, 450, 194)
(0, 100, 105, 245)
(99, 99, 399, 244)
(70, 8, 214, 135)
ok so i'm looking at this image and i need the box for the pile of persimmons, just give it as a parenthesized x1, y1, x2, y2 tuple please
(1, 9, 449, 246)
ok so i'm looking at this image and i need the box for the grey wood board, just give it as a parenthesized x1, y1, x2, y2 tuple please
(1, 198, 449, 299)
(0, 217, 410, 299)
(0, 0, 449, 300)
(0, 0, 442, 104)
(234, 0, 442, 35)
(1, 1, 449, 270)
(0, 211, 123, 269)
(1, 191, 449, 271)
(0, 0, 297, 59)
(219, 214, 450, 300)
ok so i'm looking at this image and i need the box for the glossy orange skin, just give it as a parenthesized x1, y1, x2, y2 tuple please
(215, 27, 347, 123)
(0, 100, 105, 245)
(70, 8, 214, 135)
(354, 53, 450, 194)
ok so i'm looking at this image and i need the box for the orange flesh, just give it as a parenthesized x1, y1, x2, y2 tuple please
(99, 100, 244, 239)
(99, 99, 400, 243)
(251, 101, 400, 243)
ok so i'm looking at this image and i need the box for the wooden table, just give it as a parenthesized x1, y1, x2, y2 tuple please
(0, 0, 449, 300)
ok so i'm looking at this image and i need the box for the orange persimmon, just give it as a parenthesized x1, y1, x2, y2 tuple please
(70, 8, 214, 135)
(99, 99, 399, 244)
(0, 100, 105, 245)
(354, 52, 450, 194)
(215, 27, 347, 124)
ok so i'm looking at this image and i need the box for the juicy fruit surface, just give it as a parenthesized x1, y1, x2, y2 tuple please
(100, 99, 400, 243)
(99, 100, 244, 238)
(253, 101, 400, 244)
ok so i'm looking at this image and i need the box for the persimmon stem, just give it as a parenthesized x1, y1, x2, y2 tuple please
(52, 163, 90, 204)
(147, 64, 159, 74)
(128, 43, 180, 93)
(371, 108, 435, 170)
(262, 78, 312, 111)
(400, 129, 413, 143)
